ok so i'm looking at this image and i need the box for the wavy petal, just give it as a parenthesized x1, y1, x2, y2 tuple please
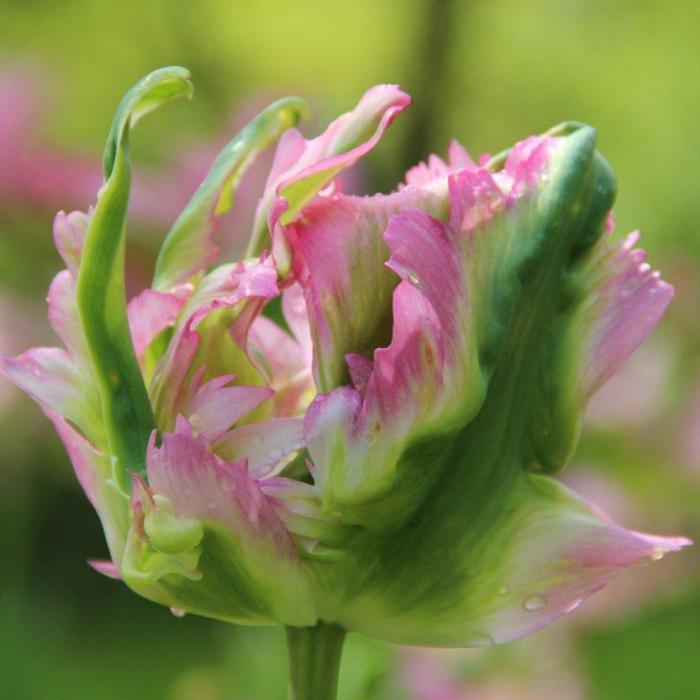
(250, 84, 411, 267)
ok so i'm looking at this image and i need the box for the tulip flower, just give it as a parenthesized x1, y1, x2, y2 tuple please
(2, 67, 690, 700)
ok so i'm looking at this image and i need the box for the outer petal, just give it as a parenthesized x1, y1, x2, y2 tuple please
(302, 125, 685, 644)
(336, 474, 690, 646)
(122, 418, 315, 626)
(577, 231, 674, 399)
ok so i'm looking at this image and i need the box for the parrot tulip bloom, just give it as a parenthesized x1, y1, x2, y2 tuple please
(2, 67, 690, 698)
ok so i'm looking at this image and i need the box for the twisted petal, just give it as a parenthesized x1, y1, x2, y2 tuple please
(251, 84, 411, 267)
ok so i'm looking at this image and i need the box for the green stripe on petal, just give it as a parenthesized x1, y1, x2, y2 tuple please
(153, 97, 308, 291)
(76, 67, 192, 487)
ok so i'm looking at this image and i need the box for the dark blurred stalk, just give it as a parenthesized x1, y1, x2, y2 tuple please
(398, 0, 459, 175)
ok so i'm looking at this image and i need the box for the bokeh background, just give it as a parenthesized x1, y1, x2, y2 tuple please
(1, 1, 699, 698)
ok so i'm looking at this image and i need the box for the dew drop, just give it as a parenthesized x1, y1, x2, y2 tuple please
(466, 633, 495, 648)
(406, 270, 420, 286)
(650, 547, 665, 561)
(498, 584, 510, 596)
(170, 607, 186, 618)
(523, 593, 547, 612)
(269, 447, 284, 462)
(32, 367, 43, 379)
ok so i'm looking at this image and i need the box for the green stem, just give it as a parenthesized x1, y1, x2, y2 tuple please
(285, 622, 347, 700)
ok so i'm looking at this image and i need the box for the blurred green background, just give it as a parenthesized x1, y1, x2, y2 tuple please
(1, 1, 699, 698)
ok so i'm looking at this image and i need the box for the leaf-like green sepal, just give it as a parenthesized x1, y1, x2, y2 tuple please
(153, 97, 308, 291)
(76, 67, 192, 488)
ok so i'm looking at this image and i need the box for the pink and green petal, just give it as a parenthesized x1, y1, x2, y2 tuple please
(122, 417, 316, 625)
(336, 474, 690, 646)
(2, 348, 103, 444)
(576, 231, 674, 400)
(152, 97, 308, 291)
(149, 258, 279, 430)
(249, 84, 411, 266)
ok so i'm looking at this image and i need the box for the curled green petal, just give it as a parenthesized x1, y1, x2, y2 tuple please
(76, 67, 193, 488)
(153, 97, 308, 291)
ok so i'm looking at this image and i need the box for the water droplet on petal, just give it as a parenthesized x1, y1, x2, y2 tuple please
(269, 447, 284, 462)
(523, 593, 547, 612)
(650, 546, 665, 561)
(498, 584, 510, 596)
(170, 607, 186, 618)
(406, 270, 420, 286)
(466, 633, 495, 647)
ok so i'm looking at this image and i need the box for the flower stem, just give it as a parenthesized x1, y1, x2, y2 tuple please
(285, 622, 347, 700)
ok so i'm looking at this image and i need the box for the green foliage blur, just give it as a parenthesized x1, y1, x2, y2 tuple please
(1, 1, 699, 698)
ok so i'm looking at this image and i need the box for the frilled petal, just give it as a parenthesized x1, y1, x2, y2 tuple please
(250, 85, 411, 267)
(577, 231, 674, 399)
(403, 139, 476, 188)
(121, 418, 315, 625)
(301, 125, 685, 644)
(336, 474, 690, 646)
